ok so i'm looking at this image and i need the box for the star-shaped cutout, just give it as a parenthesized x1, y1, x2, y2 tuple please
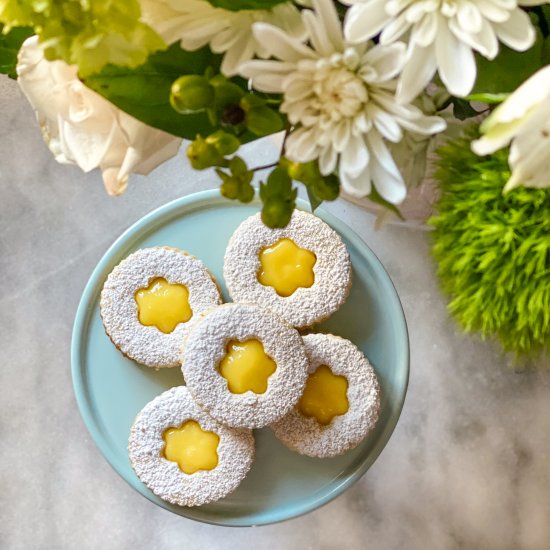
(258, 238, 316, 297)
(219, 339, 277, 394)
(298, 365, 349, 425)
(162, 420, 219, 474)
(135, 277, 192, 334)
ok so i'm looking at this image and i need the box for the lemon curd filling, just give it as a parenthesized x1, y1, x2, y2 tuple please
(162, 420, 220, 474)
(258, 238, 316, 297)
(219, 339, 277, 394)
(135, 277, 192, 334)
(298, 365, 349, 425)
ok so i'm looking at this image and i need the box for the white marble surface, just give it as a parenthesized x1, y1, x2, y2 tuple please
(2, 75, 550, 550)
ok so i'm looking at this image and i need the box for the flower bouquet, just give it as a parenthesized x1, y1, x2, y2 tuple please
(1, 0, 549, 357)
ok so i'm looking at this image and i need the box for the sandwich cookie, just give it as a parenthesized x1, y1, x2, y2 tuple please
(100, 247, 222, 368)
(223, 210, 351, 328)
(271, 333, 380, 458)
(128, 386, 255, 507)
(181, 303, 308, 429)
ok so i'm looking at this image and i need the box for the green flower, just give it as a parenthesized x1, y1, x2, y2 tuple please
(430, 129, 550, 358)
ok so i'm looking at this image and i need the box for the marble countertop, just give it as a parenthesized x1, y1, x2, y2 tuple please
(2, 75, 550, 550)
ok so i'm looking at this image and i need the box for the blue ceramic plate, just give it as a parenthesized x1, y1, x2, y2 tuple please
(71, 189, 409, 527)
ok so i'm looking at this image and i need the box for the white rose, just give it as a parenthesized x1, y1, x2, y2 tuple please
(472, 65, 550, 191)
(16, 36, 182, 196)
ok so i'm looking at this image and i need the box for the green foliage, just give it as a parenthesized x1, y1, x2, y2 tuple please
(85, 43, 225, 140)
(0, 0, 164, 76)
(430, 130, 550, 357)
(0, 23, 31, 78)
(205, 0, 288, 10)
(260, 167, 297, 228)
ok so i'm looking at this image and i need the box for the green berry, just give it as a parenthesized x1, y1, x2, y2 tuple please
(261, 197, 292, 228)
(187, 136, 226, 170)
(206, 130, 240, 156)
(170, 75, 214, 113)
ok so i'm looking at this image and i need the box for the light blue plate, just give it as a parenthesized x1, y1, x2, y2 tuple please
(71, 189, 409, 527)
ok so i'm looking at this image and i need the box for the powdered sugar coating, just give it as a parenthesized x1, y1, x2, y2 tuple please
(271, 333, 380, 458)
(182, 303, 308, 429)
(223, 211, 352, 328)
(100, 247, 222, 369)
(128, 386, 255, 507)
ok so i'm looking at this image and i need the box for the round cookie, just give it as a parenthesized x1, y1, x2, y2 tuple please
(270, 333, 380, 458)
(128, 386, 255, 507)
(100, 247, 222, 369)
(181, 303, 308, 429)
(223, 210, 352, 329)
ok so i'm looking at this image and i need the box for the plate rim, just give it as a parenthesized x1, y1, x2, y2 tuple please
(71, 189, 410, 527)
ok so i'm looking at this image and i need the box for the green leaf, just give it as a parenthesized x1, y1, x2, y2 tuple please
(205, 0, 288, 10)
(306, 186, 323, 212)
(472, 28, 545, 94)
(450, 98, 479, 121)
(0, 24, 32, 78)
(85, 43, 237, 139)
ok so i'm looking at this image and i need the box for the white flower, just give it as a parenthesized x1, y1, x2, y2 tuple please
(472, 65, 550, 191)
(140, 0, 305, 77)
(343, 0, 544, 102)
(16, 37, 181, 196)
(240, 0, 446, 204)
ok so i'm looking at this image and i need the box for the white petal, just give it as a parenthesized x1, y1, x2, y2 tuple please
(493, 8, 536, 51)
(333, 119, 352, 152)
(396, 43, 437, 103)
(368, 105, 403, 142)
(312, 0, 345, 52)
(240, 60, 295, 93)
(435, 18, 476, 97)
(221, 32, 257, 76)
(362, 42, 406, 82)
(252, 22, 316, 62)
(412, 13, 438, 47)
(340, 162, 372, 197)
(399, 113, 447, 135)
(457, 3, 483, 34)
(366, 131, 406, 203)
(319, 145, 337, 175)
(286, 128, 318, 161)
(380, 12, 411, 44)
(344, 0, 392, 43)
(450, 17, 499, 59)
(341, 133, 370, 177)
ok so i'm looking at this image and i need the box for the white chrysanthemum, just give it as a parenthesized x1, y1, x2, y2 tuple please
(140, 0, 305, 76)
(240, 0, 446, 203)
(343, 0, 544, 102)
(472, 65, 550, 191)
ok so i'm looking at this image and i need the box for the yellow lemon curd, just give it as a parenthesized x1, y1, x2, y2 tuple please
(162, 420, 219, 474)
(298, 365, 349, 425)
(258, 238, 316, 297)
(218, 339, 277, 394)
(135, 277, 192, 334)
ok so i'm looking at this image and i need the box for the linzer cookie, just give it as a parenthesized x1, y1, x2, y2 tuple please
(128, 386, 254, 507)
(100, 247, 222, 368)
(223, 210, 351, 328)
(181, 303, 308, 429)
(270, 333, 380, 458)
